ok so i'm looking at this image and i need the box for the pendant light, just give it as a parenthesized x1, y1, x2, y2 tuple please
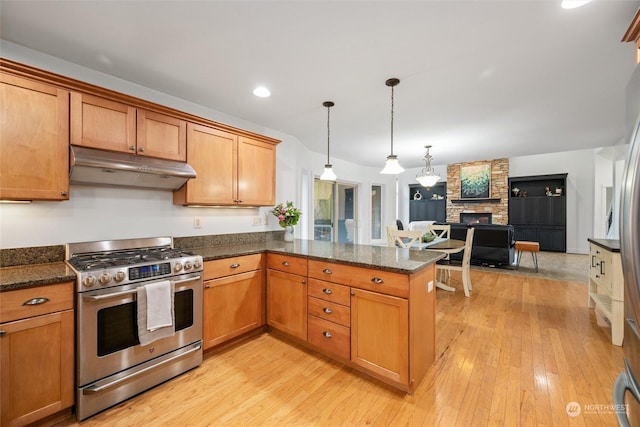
(380, 78, 405, 175)
(416, 145, 441, 187)
(320, 101, 337, 181)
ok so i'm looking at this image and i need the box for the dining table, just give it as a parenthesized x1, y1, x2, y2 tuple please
(423, 238, 466, 292)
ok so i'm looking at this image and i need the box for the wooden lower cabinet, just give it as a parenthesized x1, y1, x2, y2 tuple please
(266, 269, 307, 341)
(0, 282, 75, 427)
(203, 255, 264, 349)
(351, 288, 409, 385)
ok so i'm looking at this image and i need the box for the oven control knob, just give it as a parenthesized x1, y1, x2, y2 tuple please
(194, 259, 202, 269)
(114, 271, 126, 282)
(98, 273, 112, 284)
(174, 262, 183, 272)
(83, 275, 97, 287)
(184, 261, 193, 270)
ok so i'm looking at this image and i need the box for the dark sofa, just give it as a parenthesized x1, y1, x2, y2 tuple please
(443, 223, 515, 267)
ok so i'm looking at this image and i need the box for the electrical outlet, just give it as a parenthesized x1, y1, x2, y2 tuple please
(193, 217, 202, 229)
(427, 280, 434, 293)
(252, 216, 261, 226)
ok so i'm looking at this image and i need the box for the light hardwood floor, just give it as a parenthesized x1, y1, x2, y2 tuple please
(59, 269, 623, 426)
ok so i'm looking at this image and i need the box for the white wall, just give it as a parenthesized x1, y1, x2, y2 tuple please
(0, 41, 397, 249)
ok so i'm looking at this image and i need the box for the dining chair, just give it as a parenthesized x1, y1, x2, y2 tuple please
(388, 229, 424, 250)
(435, 227, 475, 297)
(428, 224, 450, 239)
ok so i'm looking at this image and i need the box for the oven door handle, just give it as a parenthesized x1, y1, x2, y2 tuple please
(83, 276, 201, 301)
(82, 343, 202, 394)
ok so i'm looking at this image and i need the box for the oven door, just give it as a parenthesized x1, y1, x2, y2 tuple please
(77, 271, 202, 387)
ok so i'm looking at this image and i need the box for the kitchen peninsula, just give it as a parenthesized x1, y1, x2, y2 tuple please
(1, 236, 442, 424)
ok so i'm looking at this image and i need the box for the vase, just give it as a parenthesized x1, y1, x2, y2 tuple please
(284, 225, 294, 242)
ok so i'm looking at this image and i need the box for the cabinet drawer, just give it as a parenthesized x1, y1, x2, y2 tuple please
(204, 253, 262, 280)
(0, 281, 74, 323)
(307, 278, 350, 306)
(267, 253, 307, 276)
(308, 296, 350, 327)
(308, 315, 350, 360)
(308, 260, 408, 298)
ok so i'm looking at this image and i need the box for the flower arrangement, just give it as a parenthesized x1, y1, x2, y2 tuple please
(271, 201, 302, 228)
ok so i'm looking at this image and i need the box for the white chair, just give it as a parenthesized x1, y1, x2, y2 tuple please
(435, 227, 475, 297)
(428, 224, 450, 239)
(387, 229, 424, 250)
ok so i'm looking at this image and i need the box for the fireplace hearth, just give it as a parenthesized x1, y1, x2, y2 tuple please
(460, 212, 492, 224)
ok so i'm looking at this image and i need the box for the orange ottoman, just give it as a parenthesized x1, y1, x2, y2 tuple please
(515, 241, 539, 272)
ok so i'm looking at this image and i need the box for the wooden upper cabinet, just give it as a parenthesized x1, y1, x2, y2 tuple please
(0, 73, 70, 201)
(137, 109, 187, 161)
(238, 136, 276, 206)
(71, 92, 187, 161)
(174, 123, 277, 206)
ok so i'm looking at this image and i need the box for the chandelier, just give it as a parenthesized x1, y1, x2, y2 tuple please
(416, 145, 441, 187)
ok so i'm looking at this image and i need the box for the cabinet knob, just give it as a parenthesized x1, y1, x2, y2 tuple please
(322, 268, 333, 275)
(60, 191, 68, 197)
(129, 146, 136, 151)
(371, 277, 384, 284)
(282, 261, 290, 266)
(230, 263, 240, 269)
(204, 284, 211, 289)
(138, 147, 145, 153)
(322, 331, 332, 338)
(301, 280, 306, 285)
(323, 307, 332, 314)
(322, 288, 333, 295)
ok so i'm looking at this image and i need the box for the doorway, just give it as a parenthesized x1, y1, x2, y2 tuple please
(314, 179, 357, 243)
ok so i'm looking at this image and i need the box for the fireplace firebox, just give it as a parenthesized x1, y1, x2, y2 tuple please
(460, 212, 492, 224)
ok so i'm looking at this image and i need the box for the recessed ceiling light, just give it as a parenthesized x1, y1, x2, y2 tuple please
(561, 0, 591, 9)
(253, 86, 271, 98)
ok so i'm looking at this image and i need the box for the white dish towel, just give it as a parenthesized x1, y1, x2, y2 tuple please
(137, 280, 175, 346)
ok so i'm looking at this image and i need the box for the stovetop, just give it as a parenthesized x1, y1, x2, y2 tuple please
(68, 248, 198, 271)
(65, 237, 203, 291)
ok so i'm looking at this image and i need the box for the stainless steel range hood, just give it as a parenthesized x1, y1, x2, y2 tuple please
(70, 146, 196, 190)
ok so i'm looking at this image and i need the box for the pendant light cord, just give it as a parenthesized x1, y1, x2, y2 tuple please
(390, 84, 394, 156)
(327, 104, 331, 163)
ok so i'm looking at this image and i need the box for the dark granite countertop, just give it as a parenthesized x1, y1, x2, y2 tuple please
(0, 262, 76, 292)
(1, 239, 443, 291)
(588, 238, 621, 253)
(190, 239, 444, 274)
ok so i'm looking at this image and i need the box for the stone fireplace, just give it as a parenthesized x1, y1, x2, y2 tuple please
(446, 158, 509, 225)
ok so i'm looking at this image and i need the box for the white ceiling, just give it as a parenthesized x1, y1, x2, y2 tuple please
(1, 0, 638, 169)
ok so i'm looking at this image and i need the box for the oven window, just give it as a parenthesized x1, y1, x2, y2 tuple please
(96, 289, 195, 357)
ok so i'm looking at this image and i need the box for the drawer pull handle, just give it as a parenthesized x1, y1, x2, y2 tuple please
(323, 307, 332, 314)
(230, 263, 240, 269)
(600, 260, 606, 276)
(322, 288, 333, 295)
(371, 277, 384, 284)
(323, 331, 332, 338)
(282, 261, 290, 266)
(23, 297, 49, 306)
(0, 331, 5, 337)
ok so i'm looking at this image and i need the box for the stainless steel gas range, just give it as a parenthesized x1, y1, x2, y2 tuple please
(66, 237, 203, 421)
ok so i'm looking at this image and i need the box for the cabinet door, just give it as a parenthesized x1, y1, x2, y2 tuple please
(203, 270, 263, 349)
(71, 92, 136, 154)
(266, 269, 307, 341)
(0, 310, 74, 426)
(0, 74, 69, 201)
(351, 288, 408, 385)
(136, 109, 187, 161)
(237, 136, 276, 206)
(174, 123, 237, 205)
(508, 198, 526, 224)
